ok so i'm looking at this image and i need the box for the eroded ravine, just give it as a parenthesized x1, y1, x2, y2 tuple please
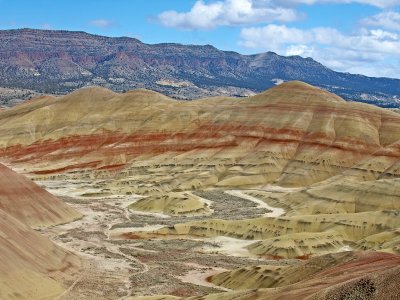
(39, 183, 283, 299)
(43, 195, 144, 299)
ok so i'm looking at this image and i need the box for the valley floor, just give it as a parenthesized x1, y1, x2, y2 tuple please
(41, 182, 293, 299)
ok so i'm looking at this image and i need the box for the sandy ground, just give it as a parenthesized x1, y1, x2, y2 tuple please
(177, 263, 231, 292)
(201, 236, 260, 258)
(43, 195, 144, 299)
(39, 183, 285, 299)
(259, 185, 303, 193)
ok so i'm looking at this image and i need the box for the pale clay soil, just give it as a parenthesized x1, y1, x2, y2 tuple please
(39, 181, 291, 299)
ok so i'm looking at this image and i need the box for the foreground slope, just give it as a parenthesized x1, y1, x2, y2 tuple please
(0, 209, 81, 300)
(201, 251, 400, 300)
(0, 163, 81, 228)
(0, 165, 81, 299)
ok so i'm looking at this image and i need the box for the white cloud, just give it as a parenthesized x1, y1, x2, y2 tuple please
(240, 24, 400, 77)
(240, 24, 400, 53)
(361, 11, 400, 31)
(89, 19, 115, 28)
(240, 24, 312, 49)
(157, 0, 299, 30)
(157, 0, 400, 31)
(279, 0, 400, 8)
(155, 0, 400, 76)
(285, 44, 315, 56)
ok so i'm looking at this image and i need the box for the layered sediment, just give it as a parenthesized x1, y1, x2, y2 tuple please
(0, 81, 399, 299)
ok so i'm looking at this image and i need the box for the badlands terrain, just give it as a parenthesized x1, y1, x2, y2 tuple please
(0, 81, 399, 299)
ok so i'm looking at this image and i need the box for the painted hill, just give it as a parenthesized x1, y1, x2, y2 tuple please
(0, 29, 399, 107)
(0, 81, 399, 298)
(0, 209, 81, 300)
(203, 251, 400, 300)
(0, 81, 399, 248)
(0, 163, 81, 228)
(0, 81, 399, 187)
(0, 164, 81, 299)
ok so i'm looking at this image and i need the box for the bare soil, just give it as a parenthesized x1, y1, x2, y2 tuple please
(42, 191, 289, 299)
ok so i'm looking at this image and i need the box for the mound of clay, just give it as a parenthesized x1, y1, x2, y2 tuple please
(0, 81, 399, 299)
(118, 209, 400, 261)
(277, 177, 400, 216)
(357, 229, 400, 254)
(0, 164, 81, 228)
(130, 192, 211, 216)
(247, 231, 347, 259)
(148, 210, 400, 245)
(210, 251, 354, 290)
(0, 209, 81, 300)
(0, 81, 399, 192)
(126, 296, 180, 300)
(205, 251, 400, 300)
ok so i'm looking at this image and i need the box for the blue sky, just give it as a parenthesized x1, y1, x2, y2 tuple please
(0, 0, 400, 78)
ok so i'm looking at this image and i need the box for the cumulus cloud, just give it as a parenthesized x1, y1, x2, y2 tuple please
(361, 11, 400, 30)
(89, 19, 115, 28)
(240, 24, 312, 49)
(157, 0, 299, 30)
(285, 44, 315, 56)
(240, 24, 400, 53)
(157, 0, 400, 31)
(240, 24, 400, 77)
(155, 0, 400, 76)
(279, 0, 400, 8)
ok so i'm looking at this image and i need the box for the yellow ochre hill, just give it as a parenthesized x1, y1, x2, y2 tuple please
(0, 164, 82, 300)
(0, 81, 399, 299)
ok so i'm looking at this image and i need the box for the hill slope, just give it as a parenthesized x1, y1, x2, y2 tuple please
(0, 164, 82, 299)
(203, 251, 400, 300)
(0, 209, 81, 300)
(0, 81, 399, 244)
(0, 29, 399, 107)
(0, 81, 399, 298)
(0, 163, 81, 228)
(0, 81, 399, 188)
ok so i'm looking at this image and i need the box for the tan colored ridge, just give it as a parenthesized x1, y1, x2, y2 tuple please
(0, 209, 81, 300)
(203, 251, 400, 300)
(0, 164, 81, 228)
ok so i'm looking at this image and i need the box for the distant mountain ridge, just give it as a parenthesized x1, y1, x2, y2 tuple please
(0, 28, 399, 107)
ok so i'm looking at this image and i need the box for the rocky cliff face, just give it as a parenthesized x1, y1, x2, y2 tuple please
(0, 29, 399, 107)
